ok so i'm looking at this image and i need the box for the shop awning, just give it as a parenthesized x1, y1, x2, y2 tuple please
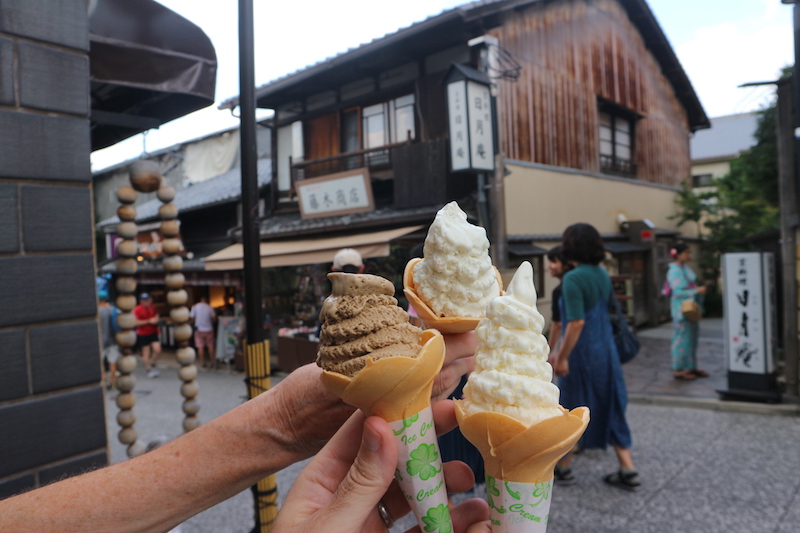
(89, 0, 217, 150)
(203, 226, 424, 271)
(603, 241, 651, 254)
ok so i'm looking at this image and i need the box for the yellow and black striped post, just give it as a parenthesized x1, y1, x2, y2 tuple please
(244, 340, 278, 532)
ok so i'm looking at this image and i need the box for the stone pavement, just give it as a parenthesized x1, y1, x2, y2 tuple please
(103, 318, 800, 532)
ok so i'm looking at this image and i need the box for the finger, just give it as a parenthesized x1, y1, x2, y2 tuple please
(297, 409, 367, 495)
(451, 498, 490, 533)
(432, 357, 473, 402)
(431, 399, 457, 436)
(315, 417, 398, 530)
(442, 332, 478, 365)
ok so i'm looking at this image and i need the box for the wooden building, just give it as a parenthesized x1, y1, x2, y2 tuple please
(214, 0, 709, 326)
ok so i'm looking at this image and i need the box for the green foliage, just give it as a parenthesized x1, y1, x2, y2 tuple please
(672, 96, 781, 315)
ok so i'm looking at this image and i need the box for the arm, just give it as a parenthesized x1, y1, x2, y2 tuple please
(553, 320, 584, 377)
(667, 265, 698, 301)
(0, 364, 354, 533)
(548, 320, 562, 363)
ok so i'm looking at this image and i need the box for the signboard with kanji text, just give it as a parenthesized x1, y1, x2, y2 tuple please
(296, 168, 374, 219)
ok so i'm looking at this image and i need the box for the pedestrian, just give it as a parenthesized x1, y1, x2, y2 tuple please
(551, 223, 640, 491)
(546, 244, 572, 362)
(666, 242, 708, 380)
(332, 247, 366, 274)
(133, 292, 161, 378)
(98, 295, 120, 390)
(190, 296, 217, 369)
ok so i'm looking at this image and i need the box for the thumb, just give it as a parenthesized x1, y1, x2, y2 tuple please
(322, 417, 398, 530)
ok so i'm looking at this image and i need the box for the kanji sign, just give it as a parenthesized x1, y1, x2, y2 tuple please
(722, 252, 776, 375)
(444, 64, 496, 173)
(296, 168, 374, 219)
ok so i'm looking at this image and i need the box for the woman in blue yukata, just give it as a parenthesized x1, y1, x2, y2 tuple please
(551, 223, 640, 491)
(666, 242, 708, 380)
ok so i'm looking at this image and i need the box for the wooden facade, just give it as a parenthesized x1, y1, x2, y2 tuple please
(492, 0, 692, 187)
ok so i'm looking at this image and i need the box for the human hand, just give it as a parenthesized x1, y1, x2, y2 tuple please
(264, 364, 356, 460)
(275, 400, 490, 533)
(553, 357, 569, 377)
(432, 332, 477, 402)
(696, 286, 707, 295)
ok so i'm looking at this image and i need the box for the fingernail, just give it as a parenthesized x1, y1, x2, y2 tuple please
(363, 420, 381, 452)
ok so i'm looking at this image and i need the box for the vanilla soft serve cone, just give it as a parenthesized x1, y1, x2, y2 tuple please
(454, 262, 589, 532)
(317, 273, 451, 531)
(404, 201, 502, 333)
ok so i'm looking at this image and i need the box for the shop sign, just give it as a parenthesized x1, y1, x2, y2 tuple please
(444, 64, 495, 173)
(296, 168, 375, 219)
(722, 252, 776, 374)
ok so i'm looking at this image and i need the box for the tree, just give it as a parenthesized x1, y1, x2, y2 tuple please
(672, 93, 781, 314)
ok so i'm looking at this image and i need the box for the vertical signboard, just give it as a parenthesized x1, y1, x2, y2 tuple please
(447, 82, 469, 171)
(721, 252, 779, 401)
(466, 81, 495, 171)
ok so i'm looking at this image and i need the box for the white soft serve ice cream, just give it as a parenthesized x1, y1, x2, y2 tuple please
(461, 261, 562, 426)
(413, 202, 500, 318)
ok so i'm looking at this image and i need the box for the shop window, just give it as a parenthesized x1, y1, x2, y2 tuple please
(599, 107, 636, 178)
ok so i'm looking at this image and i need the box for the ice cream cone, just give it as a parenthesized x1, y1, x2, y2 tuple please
(454, 402, 589, 484)
(403, 258, 504, 334)
(320, 329, 443, 421)
(321, 330, 452, 531)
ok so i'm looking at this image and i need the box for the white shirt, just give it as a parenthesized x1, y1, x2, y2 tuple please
(190, 302, 216, 332)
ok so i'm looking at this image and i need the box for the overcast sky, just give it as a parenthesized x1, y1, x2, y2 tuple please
(90, 0, 794, 171)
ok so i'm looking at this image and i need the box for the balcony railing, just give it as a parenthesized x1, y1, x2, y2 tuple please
(290, 141, 412, 183)
(600, 154, 637, 178)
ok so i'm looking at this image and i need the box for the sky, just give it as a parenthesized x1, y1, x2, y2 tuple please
(90, 0, 795, 171)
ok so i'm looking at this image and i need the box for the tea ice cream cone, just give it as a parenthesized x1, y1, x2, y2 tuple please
(317, 274, 452, 531)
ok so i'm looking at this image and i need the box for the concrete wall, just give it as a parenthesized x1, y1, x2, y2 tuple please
(0, 0, 107, 499)
(504, 160, 694, 237)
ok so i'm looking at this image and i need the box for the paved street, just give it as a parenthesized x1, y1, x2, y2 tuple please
(104, 318, 800, 532)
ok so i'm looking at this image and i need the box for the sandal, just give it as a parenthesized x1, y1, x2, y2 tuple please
(554, 464, 576, 485)
(674, 371, 697, 381)
(603, 469, 641, 492)
(690, 369, 709, 378)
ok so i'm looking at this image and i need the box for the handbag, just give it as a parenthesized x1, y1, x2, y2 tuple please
(681, 299, 701, 321)
(608, 290, 640, 364)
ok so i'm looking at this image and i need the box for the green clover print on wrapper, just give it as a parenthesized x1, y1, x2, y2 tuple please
(406, 443, 442, 481)
(485, 476, 507, 513)
(422, 504, 452, 533)
(393, 413, 419, 436)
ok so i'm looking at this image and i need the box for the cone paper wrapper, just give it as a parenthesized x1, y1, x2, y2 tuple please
(485, 475, 553, 532)
(403, 258, 504, 334)
(454, 402, 589, 483)
(389, 405, 452, 532)
(320, 332, 449, 531)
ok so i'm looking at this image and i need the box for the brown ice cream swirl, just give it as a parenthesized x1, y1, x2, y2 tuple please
(316, 273, 422, 377)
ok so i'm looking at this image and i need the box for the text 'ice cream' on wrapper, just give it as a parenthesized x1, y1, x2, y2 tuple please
(454, 262, 589, 532)
(404, 201, 502, 333)
(316, 272, 452, 532)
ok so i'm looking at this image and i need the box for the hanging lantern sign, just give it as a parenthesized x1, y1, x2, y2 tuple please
(443, 63, 496, 173)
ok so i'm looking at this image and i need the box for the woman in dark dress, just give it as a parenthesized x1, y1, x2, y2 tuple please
(551, 223, 640, 491)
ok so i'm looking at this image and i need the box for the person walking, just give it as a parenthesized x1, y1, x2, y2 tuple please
(190, 296, 217, 369)
(546, 245, 572, 361)
(551, 223, 639, 491)
(134, 292, 161, 378)
(666, 243, 708, 380)
(98, 296, 120, 390)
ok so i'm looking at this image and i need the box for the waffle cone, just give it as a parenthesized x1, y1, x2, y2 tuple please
(403, 258, 503, 334)
(454, 401, 589, 484)
(320, 330, 445, 422)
